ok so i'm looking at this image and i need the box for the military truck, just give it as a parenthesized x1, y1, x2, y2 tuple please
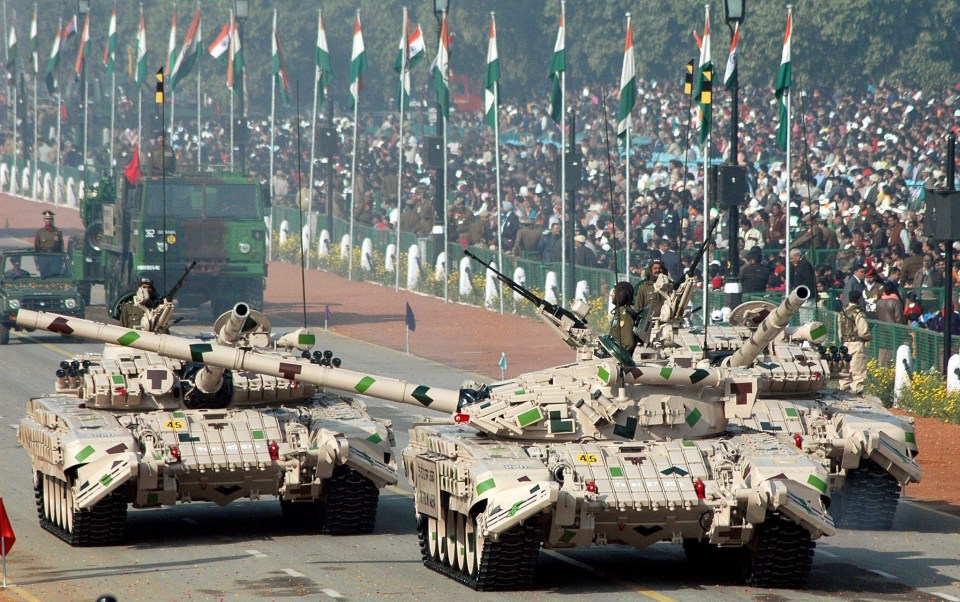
(0, 249, 84, 344)
(71, 170, 268, 315)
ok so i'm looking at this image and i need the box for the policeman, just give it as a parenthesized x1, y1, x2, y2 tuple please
(119, 277, 161, 329)
(838, 289, 873, 394)
(34, 210, 64, 252)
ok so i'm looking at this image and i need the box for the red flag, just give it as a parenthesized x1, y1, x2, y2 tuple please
(0, 498, 15, 555)
(124, 146, 142, 185)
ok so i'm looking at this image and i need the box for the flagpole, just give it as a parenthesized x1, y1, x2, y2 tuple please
(308, 10, 321, 272)
(441, 9, 449, 304)
(560, 2, 567, 307)
(492, 13, 503, 315)
(395, 7, 408, 292)
(32, 32, 37, 201)
(227, 9, 234, 170)
(196, 55, 201, 169)
(10, 13, 16, 192)
(783, 5, 793, 296)
(269, 9, 277, 208)
(349, 10, 361, 282)
(229, 83, 234, 169)
(55, 91, 61, 206)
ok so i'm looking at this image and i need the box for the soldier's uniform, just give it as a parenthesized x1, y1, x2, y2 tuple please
(838, 300, 872, 394)
(34, 211, 64, 252)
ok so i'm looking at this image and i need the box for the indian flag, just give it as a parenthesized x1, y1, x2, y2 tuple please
(394, 8, 411, 112)
(271, 10, 290, 105)
(775, 10, 792, 151)
(548, 3, 565, 124)
(434, 12, 450, 119)
(44, 20, 62, 94)
(135, 6, 147, 87)
(484, 13, 499, 129)
(30, 5, 37, 75)
(208, 21, 230, 59)
(724, 22, 739, 90)
(408, 24, 425, 68)
(6, 12, 16, 80)
(103, 1, 116, 76)
(166, 8, 177, 83)
(316, 10, 332, 107)
(694, 8, 712, 145)
(73, 11, 90, 76)
(616, 14, 635, 139)
(349, 13, 367, 110)
(227, 14, 243, 92)
(171, 8, 201, 90)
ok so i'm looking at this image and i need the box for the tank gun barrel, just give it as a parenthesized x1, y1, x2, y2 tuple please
(194, 302, 250, 394)
(17, 310, 462, 414)
(728, 286, 810, 368)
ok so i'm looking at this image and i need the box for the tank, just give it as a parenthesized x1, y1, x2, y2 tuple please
(15, 302, 397, 546)
(641, 274, 921, 531)
(20, 291, 835, 591)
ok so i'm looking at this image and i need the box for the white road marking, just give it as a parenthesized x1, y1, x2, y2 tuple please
(816, 549, 838, 558)
(869, 569, 899, 579)
(541, 549, 677, 602)
(321, 589, 344, 599)
(246, 549, 267, 558)
(901, 499, 960, 521)
(282, 568, 304, 578)
(932, 593, 960, 602)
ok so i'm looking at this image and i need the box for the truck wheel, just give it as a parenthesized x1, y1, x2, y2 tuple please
(0, 322, 9, 345)
(77, 282, 92, 306)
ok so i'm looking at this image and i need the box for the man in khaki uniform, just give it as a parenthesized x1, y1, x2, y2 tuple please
(34, 210, 64, 252)
(838, 289, 873, 394)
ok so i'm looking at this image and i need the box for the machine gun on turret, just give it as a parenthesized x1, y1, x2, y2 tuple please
(465, 249, 593, 352)
(141, 262, 197, 333)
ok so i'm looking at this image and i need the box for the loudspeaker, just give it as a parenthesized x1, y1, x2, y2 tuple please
(711, 164, 748, 207)
(317, 126, 337, 158)
(924, 190, 960, 240)
(426, 136, 444, 169)
(233, 117, 249, 144)
(555, 153, 583, 191)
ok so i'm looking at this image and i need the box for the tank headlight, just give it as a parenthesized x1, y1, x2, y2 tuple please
(64, 298, 78, 309)
(239, 242, 251, 254)
(156, 241, 168, 252)
(8, 299, 20, 309)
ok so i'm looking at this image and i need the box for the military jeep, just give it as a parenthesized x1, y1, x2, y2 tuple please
(0, 249, 84, 344)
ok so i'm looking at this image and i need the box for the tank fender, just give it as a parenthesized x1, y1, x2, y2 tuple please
(307, 428, 349, 480)
(844, 430, 922, 485)
(343, 439, 400, 488)
(476, 479, 557, 538)
(748, 479, 835, 538)
(73, 452, 138, 510)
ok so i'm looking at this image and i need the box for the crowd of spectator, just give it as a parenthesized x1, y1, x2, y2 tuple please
(3, 76, 960, 329)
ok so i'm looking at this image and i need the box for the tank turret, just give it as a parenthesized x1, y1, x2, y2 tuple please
(728, 286, 814, 367)
(20, 308, 835, 591)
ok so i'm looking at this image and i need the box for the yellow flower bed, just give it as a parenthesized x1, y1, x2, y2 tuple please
(867, 359, 960, 423)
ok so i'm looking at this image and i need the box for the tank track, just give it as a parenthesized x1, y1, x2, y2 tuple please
(742, 512, 814, 588)
(833, 462, 901, 531)
(417, 515, 540, 591)
(320, 466, 379, 535)
(34, 472, 127, 546)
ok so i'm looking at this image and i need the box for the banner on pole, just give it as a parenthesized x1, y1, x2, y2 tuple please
(0, 498, 15, 555)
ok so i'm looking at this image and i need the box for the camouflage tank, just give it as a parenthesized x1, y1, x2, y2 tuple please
(15, 301, 397, 546)
(638, 271, 921, 531)
(20, 284, 836, 591)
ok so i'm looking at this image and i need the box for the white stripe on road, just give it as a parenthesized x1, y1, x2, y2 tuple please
(869, 569, 899, 579)
(932, 593, 960, 602)
(246, 549, 267, 558)
(901, 499, 960, 521)
(541, 549, 677, 602)
(321, 589, 344, 599)
(282, 568, 304, 578)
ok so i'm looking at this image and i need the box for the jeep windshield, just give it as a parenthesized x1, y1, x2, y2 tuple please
(145, 183, 260, 219)
(3, 253, 73, 279)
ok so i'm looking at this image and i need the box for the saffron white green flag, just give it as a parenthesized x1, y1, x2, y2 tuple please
(316, 10, 331, 107)
(166, 8, 177, 82)
(349, 14, 367, 110)
(6, 12, 16, 80)
(616, 14, 635, 139)
(548, 4, 565, 124)
(271, 10, 290, 105)
(484, 14, 500, 129)
(227, 14, 243, 92)
(394, 8, 411, 112)
(30, 5, 38, 75)
(434, 13, 450, 119)
(208, 21, 230, 59)
(171, 8, 201, 90)
(775, 11, 792, 151)
(73, 12, 90, 76)
(135, 6, 147, 86)
(408, 24, 425, 68)
(103, 2, 116, 76)
(724, 22, 739, 90)
(44, 20, 62, 94)
(693, 9, 712, 145)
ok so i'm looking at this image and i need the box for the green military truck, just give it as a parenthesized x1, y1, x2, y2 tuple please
(71, 170, 269, 316)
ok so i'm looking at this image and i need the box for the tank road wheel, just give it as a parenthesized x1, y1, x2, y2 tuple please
(473, 518, 541, 591)
(319, 466, 379, 535)
(464, 512, 483, 577)
(436, 505, 450, 564)
(739, 512, 814, 588)
(833, 463, 901, 531)
(34, 471, 127, 546)
(417, 514, 441, 561)
(443, 506, 461, 569)
(454, 512, 468, 573)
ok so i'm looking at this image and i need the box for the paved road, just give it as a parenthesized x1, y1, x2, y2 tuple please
(1, 308, 959, 602)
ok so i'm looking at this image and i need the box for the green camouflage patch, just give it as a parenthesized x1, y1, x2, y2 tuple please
(612, 416, 638, 439)
(99, 474, 113, 487)
(807, 474, 827, 494)
(75, 445, 95, 462)
(252, 430, 265, 440)
(147, 492, 159, 505)
(810, 324, 827, 340)
(549, 419, 575, 434)
(681, 440, 695, 447)
(476, 478, 496, 496)
(559, 530, 577, 543)
(111, 374, 125, 385)
(690, 369, 711, 383)
(597, 365, 610, 382)
(785, 406, 799, 417)
(509, 502, 521, 517)
(517, 407, 544, 427)
(189, 343, 213, 363)
(117, 331, 140, 346)
(904, 432, 915, 444)
(411, 385, 433, 406)
(299, 332, 316, 346)
(685, 408, 702, 427)
(366, 432, 383, 444)
(659, 367, 673, 380)
(355, 376, 376, 393)
(609, 466, 624, 477)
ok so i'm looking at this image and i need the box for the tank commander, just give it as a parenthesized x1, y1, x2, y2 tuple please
(632, 259, 669, 320)
(119, 277, 162, 330)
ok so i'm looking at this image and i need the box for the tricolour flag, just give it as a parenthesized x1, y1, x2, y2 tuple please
(316, 10, 331, 107)
(548, 4, 565, 124)
(724, 22, 739, 90)
(43, 20, 62, 94)
(74, 11, 90, 76)
(271, 10, 290, 105)
(394, 8, 411, 112)
(166, 8, 177, 82)
(171, 8, 201, 90)
(227, 14, 243, 92)
(208, 21, 230, 59)
(5, 12, 16, 81)
(103, 2, 116, 75)
(434, 12, 450, 119)
(694, 9, 713, 145)
(484, 13, 500, 129)
(616, 14, 636, 139)
(775, 10, 792, 151)
(62, 16, 77, 41)
(135, 6, 147, 86)
(408, 24, 425, 68)
(29, 5, 38, 75)
(349, 14, 367, 110)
